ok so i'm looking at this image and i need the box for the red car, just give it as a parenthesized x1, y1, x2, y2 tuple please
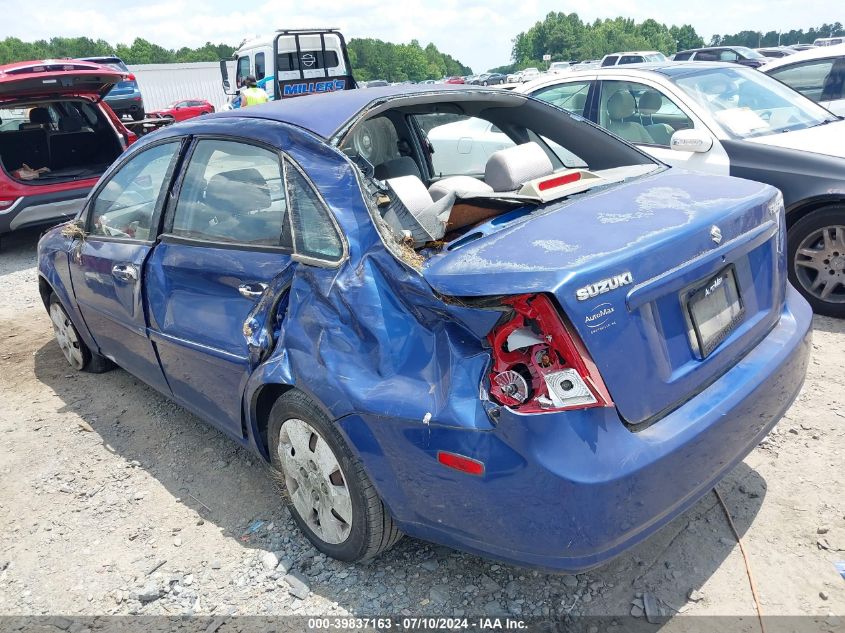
(0, 60, 136, 237)
(149, 99, 214, 122)
(445, 76, 465, 84)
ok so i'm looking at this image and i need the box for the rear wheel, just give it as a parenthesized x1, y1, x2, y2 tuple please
(268, 390, 402, 562)
(131, 110, 144, 121)
(48, 294, 112, 372)
(787, 206, 845, 318)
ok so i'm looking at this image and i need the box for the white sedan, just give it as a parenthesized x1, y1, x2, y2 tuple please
(763, 43, 845, 116)
(517, 63, 845, 316)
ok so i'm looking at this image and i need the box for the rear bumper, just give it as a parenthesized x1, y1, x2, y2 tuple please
(338, 286, 812, 571)
(0, 188, 90, 234)
(104, 96, 144, 112)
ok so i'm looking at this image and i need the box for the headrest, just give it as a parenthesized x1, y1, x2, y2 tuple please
(429, 175, 494, 202)
(637, 90, 663, 116)
(484, 142, 554, 192)
(374, 156, 421, 181)
(607, 91, 636, 120)
(570, 92, 587, 112)
(29, 107, 51, 125)
(205, 168, 270, 213)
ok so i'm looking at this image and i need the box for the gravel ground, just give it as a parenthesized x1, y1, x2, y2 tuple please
(1, 227, 843, 625)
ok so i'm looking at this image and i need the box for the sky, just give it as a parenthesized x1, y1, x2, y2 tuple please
(3, 0, 840, 72)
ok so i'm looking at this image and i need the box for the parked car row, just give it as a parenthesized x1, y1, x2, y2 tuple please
(518, 59, 845, 316)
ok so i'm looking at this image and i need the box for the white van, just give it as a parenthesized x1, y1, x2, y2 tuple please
(220, 29, 356, 101)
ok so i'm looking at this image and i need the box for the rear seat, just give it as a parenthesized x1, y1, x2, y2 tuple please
(0, 129, 50, 172)
(49, 118, 98, 170)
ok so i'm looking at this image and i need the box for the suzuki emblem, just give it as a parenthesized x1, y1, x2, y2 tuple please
(710, 225, 722, 244)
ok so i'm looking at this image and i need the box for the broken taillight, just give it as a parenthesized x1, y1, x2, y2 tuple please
(487, 294, 612, 413)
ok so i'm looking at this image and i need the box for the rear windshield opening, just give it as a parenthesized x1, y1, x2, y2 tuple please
(340, 97, 658, 258)
(0, 99, 123, 184)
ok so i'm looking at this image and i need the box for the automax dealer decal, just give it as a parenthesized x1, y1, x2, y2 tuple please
(282, 79, 347, 97)
(584, 302, 617, 333)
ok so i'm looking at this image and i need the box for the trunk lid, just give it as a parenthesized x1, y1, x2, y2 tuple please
(422, 169, 785, 426)
(0, 60, 123, 102)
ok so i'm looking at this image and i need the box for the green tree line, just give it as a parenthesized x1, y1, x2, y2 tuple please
(0, 37, 236, 65)
(0, 35, 471, 80)
(710, 23, 845, 47)
(347, 38, 471, 81)
(500, 12, 704, 73)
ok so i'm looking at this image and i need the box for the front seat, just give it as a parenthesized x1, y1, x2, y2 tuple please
(606, 91, 654, 144)
(637, 90, 675, 145)
(19, 107, 51, 130)
(374, 156, 422, 181)
(821, 57, 845, 101)
(203, 168, 273, 243)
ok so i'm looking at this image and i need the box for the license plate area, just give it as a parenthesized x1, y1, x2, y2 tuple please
(685, 265, 744, 358)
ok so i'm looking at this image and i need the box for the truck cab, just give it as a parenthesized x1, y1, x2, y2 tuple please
(221, 29, 356, 103)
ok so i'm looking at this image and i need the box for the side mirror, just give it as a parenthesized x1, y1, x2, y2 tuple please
(670, 128, 713, 153)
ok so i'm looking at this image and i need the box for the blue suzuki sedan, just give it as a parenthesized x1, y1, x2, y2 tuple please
(37, 85, 812, 571)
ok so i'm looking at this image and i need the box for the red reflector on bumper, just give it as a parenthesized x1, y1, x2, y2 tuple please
(437, 451, 485, 476)
(538, 172, 582, 191)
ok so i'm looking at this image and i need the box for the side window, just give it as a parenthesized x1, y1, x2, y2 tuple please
(719, 50, 739, 62)
(601, 56, 619, 67)
(171, 139, 290, 248)
(415, 113, 515, 177)
(236, 56, 251, 87)
(255, 52, 266, 80)
(89, 142, 180, 240)
(598, 81, 693, 147)
(285, 162, 343, 262)
(769, 58, 839, 102)
(619, 55, 644, 64)
(674, 52, 692, 61)
(532, 81, 591, 115)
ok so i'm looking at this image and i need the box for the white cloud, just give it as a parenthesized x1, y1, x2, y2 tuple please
(11, 0, 842, 71)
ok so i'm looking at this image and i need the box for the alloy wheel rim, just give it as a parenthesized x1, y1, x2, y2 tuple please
(278, 418, 352, 544)
(794, 224, 845, 304)
(49, 303, 84, 370)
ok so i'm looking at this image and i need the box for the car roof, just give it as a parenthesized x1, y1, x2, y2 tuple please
(213, 84, 504, 139)
(604, 51, 662, 57)
(519, 61, 742, 84)
(762, 42, 845, 71)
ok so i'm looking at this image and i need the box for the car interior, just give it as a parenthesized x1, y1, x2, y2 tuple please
(339, 96, 656, 248)
(0, 99, 123, 182)
(599, 85, 692, 146)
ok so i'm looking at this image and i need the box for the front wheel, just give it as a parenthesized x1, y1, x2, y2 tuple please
(787, 206, 845, 318)
(49, 294, 112, 372)
(268, 390, 402, 562)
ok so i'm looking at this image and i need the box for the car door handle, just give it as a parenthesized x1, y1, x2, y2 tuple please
(111, 263, 138, 282)
(238, 282, 268, 299)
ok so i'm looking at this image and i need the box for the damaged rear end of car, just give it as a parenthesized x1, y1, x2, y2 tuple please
(306, 89, 813, 570)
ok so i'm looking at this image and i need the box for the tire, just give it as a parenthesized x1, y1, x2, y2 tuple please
(482, 81, 488, 86)
(48, 293, 113, 373)
(787, 205, 845, 318)
(268, 390, 402, 562)
(131, 110, 145, 121)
